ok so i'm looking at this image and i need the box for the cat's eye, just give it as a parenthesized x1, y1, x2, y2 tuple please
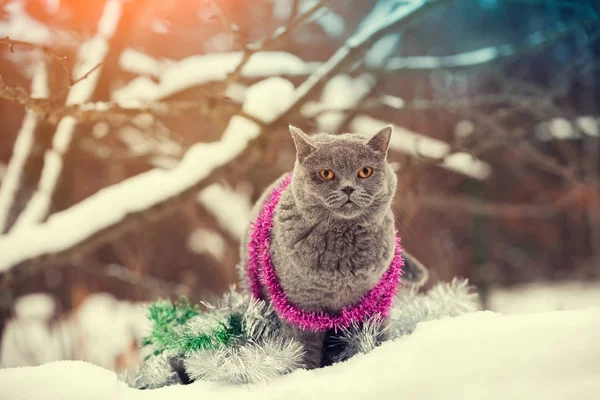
(358, 167, 373, 178)
(319, 170, 335, 180)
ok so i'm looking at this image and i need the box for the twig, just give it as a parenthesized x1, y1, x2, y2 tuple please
(0, 0, 448, 285)
(273, 0, 450, 126)
(415, 188, 583, 219)
(70, 62, 103, 87)
(386, 19, 600, 72)
(207, 0, 239, 37)
(308, 92, 540, 118)
(0, 77, 258, 126)
(0, 37, 103, 87)
(288, 0, 300, 25)
(0, 37, 71, 83)
(222, 0, 328, 90)
(73, 260, 191, 297)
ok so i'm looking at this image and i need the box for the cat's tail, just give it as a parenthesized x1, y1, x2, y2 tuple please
(401, 251, 429, 290)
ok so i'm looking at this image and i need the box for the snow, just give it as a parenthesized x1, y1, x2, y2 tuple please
(11, 0, 122, 231)
(75, 294, 149, 369)
(0, 77, 294, 272)
(149, 156, 180, 170)
(488, 281, 600, 315)
(536, 117, 600, 141)
(350, 115, 492, 180)
(299, 0, 345, 39)
(1, 308, 599, 399)
(548, 118, 575, 140)
(197, 184, 252, 239)
(1, 293, 148, 369)
(301, 73, 376, 132)
(151, 19, 170, 34)
(119, 126, 183, 157)
(365, 34, 400, 69)
(347, 1, 426, 49)
(577, 117, 599, 137)
(119, 49, 172, 78)
(114, 52, 317, 102)
(13, 293, 56, 320)
(454, 120, 475, 138)
(387, 46, 501, 70)
(0, 62, 48, 232)
(187, 229, 226, 261)
(0, 2, 51, 43)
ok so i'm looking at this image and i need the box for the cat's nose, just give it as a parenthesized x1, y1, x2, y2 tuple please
(341, 186, 355, 195)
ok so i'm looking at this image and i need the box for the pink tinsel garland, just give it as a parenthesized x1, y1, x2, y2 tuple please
(246, 173, 404, 332)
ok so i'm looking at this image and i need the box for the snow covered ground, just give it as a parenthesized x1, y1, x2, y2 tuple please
(1, 308, 599, 400)
(0, 293, 148, 370)
(488, 280, 600, 315)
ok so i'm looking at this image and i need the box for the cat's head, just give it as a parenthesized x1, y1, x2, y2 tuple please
(289, 125, 397, 221)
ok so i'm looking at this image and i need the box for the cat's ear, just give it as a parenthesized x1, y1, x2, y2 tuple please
(367, 125, 392, 155)
(289, 125, 317, 163)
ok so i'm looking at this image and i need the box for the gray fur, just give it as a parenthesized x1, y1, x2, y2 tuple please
(240, 125, 406, 369)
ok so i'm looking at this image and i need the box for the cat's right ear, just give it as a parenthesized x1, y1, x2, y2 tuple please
(289, 125, 317, 163)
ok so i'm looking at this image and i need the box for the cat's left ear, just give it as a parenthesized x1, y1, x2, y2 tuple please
(289, 125, 317, 163)
(367, 125, 392, 155)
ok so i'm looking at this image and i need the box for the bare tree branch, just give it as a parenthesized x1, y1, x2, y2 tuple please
(0, 37, 103, 87)
(0, 77, 262, 126)
(0, 62, 48, 234)
(0, 37, 71, 83)
(415, 188, 584, 219)
(73, 260, 191, 297)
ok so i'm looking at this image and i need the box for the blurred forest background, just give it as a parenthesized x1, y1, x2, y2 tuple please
(0, 0, 599, 372)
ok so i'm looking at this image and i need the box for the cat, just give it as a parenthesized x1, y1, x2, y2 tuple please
(239, 125, 428, 369)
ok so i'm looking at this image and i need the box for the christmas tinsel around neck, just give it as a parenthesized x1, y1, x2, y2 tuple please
(121, 279, 479, 389)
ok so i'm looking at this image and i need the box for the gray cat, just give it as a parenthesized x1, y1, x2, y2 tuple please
(239, 125, 427, 369)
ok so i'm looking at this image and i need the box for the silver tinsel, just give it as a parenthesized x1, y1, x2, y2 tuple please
(119, 351, 181, 389)
(122, 278, 479, 388)
(184, 337, 304, 384)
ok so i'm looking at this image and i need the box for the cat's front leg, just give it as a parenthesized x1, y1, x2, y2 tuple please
(281, 321, 326, 369)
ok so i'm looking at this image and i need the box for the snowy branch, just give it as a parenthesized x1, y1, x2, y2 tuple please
(10, 0, 122, 230)
(0, 77, 294, 284)
(0, 81, 249, 125)
(222, 0, 328, 91)
(0, 0, 449, 283)
(0, 62, 48, 233)
(386, 18, 600, 71)
(350, 115, 492, 180)
(272, 0, 450, 125)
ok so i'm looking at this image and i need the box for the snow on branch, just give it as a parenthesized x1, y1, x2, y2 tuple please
(272, 0, 449, 125)
(0, 80, 248, 125)
(350, 115, 492, 180)
(10, 0, 122, 231)
(0, 77, 295, 282)
(0, 62, 48, 233)
(0, 0, 449, 281)
(386, 18, 600, 71)
(115, 51, 320, 102)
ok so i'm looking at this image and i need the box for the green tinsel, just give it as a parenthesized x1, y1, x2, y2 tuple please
(141, 298, 245, 358)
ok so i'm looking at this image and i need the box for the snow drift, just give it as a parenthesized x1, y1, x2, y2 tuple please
(1, 307, 599, 400)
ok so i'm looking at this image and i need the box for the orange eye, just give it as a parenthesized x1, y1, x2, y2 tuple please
(358, 167, 373, 178)
(319, 170, 335, 180)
